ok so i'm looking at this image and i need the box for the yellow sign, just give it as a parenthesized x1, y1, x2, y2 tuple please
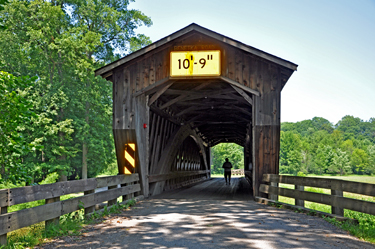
(170, 50, 220, 77)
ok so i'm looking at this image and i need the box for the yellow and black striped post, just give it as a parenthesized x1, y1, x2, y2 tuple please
(124, 143, 136, 174)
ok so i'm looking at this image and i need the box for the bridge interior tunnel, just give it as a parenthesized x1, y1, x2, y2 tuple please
(146, 78, 255, 196)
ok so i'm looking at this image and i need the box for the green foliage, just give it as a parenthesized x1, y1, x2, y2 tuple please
(0, 72, 43, 184)
(0, 0, 152, 183)
(280, 131, 303, 174)
(211, 143, 244, 174)
(280, 116, 375, 176)
(328, 148, 351, 175)
(39, 172, 60, 185)
(297, 171, 306, 177)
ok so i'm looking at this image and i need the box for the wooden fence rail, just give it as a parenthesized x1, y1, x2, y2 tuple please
(232, 169, 244, 176)
(0, 174, 141, 246)
(258, 174, 375, 218)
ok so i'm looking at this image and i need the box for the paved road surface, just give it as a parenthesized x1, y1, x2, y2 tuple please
(41, 177, 375, 249)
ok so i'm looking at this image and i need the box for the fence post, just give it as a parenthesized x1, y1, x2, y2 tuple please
(270, 182, 278, 201)
(295, 185, 304, 207)
(84, 190, 95, 216)
(122, 182, 133, 201)
(331, 189, 344, 216)
(108, 185, 118, 206)
(0, 206, 7, 246)
(45, 197, 60, 228)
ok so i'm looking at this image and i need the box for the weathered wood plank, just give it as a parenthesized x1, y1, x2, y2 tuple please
(331, 189, 343, 216)
(149, 170, 210, 183)
(8, 179, 96, 206)
(255, 197, 355, 223)
(133, 77, 170, 97)
(159, 82, 211, 110)
(94, 184, 141, 205)
(148, 81, 175, 106)
(0, 176, 141, 237)
(84, 190, 95, 216)
(295, 185, 304, 207)
(231, 85, 253, 105)
(45, 197, 60, 228)
(0, 202, 61, 235)
(96, 174, 139, 188)
(259, 184, 375, 216)
(135, 94, 150, 197)
(0, 189, 8, 207)
(57, 184, 140, 216)
(220, 76, 260, 96)
(262, 174, 375, 197)
(0, 206, 7, 245)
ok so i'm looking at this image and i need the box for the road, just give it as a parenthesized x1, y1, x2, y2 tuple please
(41, 177, 375, 249)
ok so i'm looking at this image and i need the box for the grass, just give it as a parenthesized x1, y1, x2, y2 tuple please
(276, 175, 375, 244)
(1, 199, 137, 249)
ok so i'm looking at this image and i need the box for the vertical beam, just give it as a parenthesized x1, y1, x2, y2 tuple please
(270, 182, 278, 201)
(295, 185, 304, 207)
(0, 205, 7, 245)
(331, 189, 344, 216)
(45, 197, 60, 228)
(84, 190, 95, 216)
(252, 62, 281, 198)
(108, 185, 118, 206)
(135, 94, 150, 197)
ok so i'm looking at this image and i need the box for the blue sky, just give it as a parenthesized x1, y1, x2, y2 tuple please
(129, 0, 375, 125)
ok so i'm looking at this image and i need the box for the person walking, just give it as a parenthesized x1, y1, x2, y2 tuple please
(222, 158, 233, 185)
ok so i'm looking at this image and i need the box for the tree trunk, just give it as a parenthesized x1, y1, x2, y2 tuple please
(82, 142, 88, 179)
(58, 107, 67, 182)
(82, 80, 90, 179)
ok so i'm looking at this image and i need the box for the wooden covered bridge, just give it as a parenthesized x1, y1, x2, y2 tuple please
(95, 23, 297, 198)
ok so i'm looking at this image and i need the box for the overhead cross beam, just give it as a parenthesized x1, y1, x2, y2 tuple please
(160, 82, 211, 110)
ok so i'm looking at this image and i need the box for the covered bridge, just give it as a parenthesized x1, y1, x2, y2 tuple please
(95, 23, 297, 198)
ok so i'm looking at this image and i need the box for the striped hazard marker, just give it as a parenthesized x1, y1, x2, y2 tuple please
(124, 143, 135, 174)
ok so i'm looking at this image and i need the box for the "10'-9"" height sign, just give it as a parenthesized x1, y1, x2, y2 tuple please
(170, 50, 220, 77)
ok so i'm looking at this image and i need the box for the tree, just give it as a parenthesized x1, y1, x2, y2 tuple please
(367, 145, 375, 175)
(280, 131, 302, 174)
(351, 148, 369, 174)
(0, 71, 43, 184)
(211, 143, 244, 174)
(328, 148, 351, 175)
(0, 0, 7, 30)
(313, 145, 335, 174)
(0, 0, 152, 182)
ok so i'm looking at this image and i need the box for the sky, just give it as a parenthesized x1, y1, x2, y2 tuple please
(129, 0, 375, 125)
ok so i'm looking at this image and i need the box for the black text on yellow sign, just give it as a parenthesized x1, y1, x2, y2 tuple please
(170, 50, 221, 77)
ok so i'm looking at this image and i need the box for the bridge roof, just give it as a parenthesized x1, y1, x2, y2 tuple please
(95, 23, 298, 77)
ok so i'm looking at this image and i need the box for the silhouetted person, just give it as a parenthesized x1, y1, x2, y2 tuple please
(222, 158, 233, 185)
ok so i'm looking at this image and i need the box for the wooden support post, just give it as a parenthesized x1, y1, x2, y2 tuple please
(331, 189, 344, 216)
(84, 190, 95, 216)
(108, 185, 118, 206)
(269, 182, 278, 201)
(135, 94, 150, 197)
(45, 197, 60, 228)
(295, 185, 304, 207)
(122, 183, 134, 201)
(0, 206, 7, 246)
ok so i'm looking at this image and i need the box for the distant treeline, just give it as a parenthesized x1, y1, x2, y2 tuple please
(210, 116, 375, 176)
(280, 116, 375, 175)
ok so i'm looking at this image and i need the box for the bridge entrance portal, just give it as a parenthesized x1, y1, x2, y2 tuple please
(95, 24, 297, 198)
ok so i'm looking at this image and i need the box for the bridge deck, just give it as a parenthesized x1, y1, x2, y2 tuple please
(154, 177, 253, 200)
(41, 177, 375, 249)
